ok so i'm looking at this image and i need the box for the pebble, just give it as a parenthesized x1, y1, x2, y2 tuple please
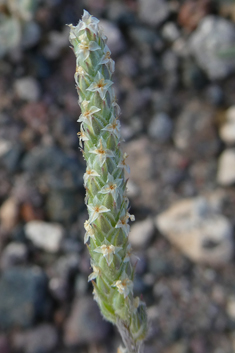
(46, 190, 83, 223)
(14, 77, 40, 102)
(43, 27, 70, 59)
(178, 0, 210, 32)
(22, 145, 84, 190)
(219, 106, 235, 144)
(116, 54, 138, 77)
(0, 242, 27, 270)
(206, 85, 224, 106)
(0, 267, 50, 328)
(138, 0, 169, 27)
(12, 324, 58, 353)
(0, 197, 19, 232)
(25, 220, 64, 253)
(21, 21, 41, 48)
(1, 143, 23, 172)
(99, 20, 125, 55)
(0, 139, 12, 158)
(128, 26, 163, 48)
(48, 254, 79, 301)
(163, 341, 187, 353)
(173, 100, 219, 159)
(126, 179, 140, 198)
(226, 296, 235, 320)
(155, 194, 233, 266)
(162, 22, 180, 42)
(64, 296, 111, 345)
(0, 16, 21, 58)
(189, 16, 235, 79)
(129, 218, 155, 248)
(148, 112, 173, 143)
(162, 50, 178, 72)
(74, 274, 88, 296)
(217, 149, 235, 186)
(0, 335, 10, 353)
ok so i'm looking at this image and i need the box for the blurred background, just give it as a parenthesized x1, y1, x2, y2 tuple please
(1, 0, 235, 352)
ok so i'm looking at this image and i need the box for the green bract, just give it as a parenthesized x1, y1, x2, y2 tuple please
(69, 10, 148, 353)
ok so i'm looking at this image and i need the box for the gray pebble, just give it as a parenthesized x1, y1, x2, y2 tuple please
(25, 221, 64, 253)
(1, 242, 27, 270)
(219, 106, 235, 144)
(0, 267, 50, 328)
(12, 324, 58, 353)
(129, 218, 155, 248)
(64, 296, 111, 345)
(217, 149, 235, 186)
(99, 20, 125, 55)
(156, 194, 233, 266)
(189, 16, 235, 80)
(148, 112, 173, 143)
(14, 77, 40, 102)
(173, 100, 219, 159)
(162, 22, 180, 42)
(138, 0, 169, 27)
(21, 21, 41, 48)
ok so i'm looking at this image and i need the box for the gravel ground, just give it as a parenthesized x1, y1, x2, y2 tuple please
(1, 1, 235, 352)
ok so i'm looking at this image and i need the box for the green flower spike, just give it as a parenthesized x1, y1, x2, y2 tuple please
(68, 10, 148, 353)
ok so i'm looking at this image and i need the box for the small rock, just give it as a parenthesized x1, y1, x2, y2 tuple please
(0, 140, 12, 158)
(116, 54, 138, 77)
(46, 190, 83, 223)
(48, 254, 79, 301)
(21, 21, 41, 48)
(126, 179, 140, 198)
(0, 197, 19, 232)
(178, 0, 211, 32)
(22, 145, 84, 190)
(128, 26, 163, 48)
(189, 16, 235, 79)
(64, 297, 111, 345)
(163, 341, 187, 353)
(173, 100, 219, 159)
(0, 242, 27, 270)
(219, 106, 235, 144)
(162, 50, 178, 72)
(14, 77, 40, 101)
(43, 27, 70, 59)
(25, 221, 64, 253)
(74, 275, 88, 296)
(138, 0, 169, 27)
(217, 149, 235, 186)
(12, 324, 58, 353)
(0, 16, 21, 58)
(206, 84, 223, 106)
(99, 20, 125, 55)
(1, 143, 23, 172)
(162, 22, 180, 42)
(148, 112, 173, 143)
(129, 218, 155, 248)
(20, 202, 43, 222)
(0, 335, 10, 353)
(49, 277, 67, 302)
(155, 194, 233, 265)
(226, 296, 235, 320)
(0, 267, 50, 328)
(20, 102, 48, 132)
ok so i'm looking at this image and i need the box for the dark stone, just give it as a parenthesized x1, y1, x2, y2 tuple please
(46, 189, 84, 223)
(64, 296, 111, 345)
(0, 267, 51, 329)
(22, 145, 84, 190)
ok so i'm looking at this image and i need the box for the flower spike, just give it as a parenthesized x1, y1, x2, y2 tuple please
(69, 11, 147, 353)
